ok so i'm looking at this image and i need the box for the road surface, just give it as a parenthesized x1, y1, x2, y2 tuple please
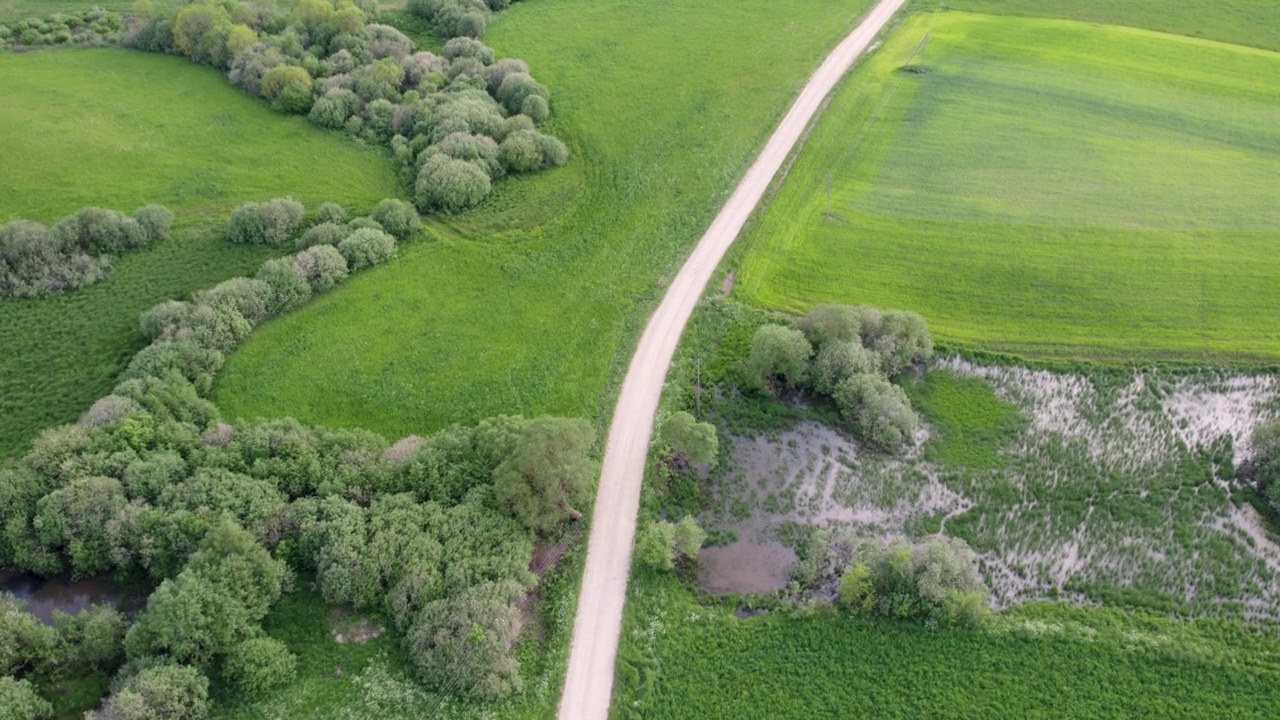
(557, 0, 908, 717)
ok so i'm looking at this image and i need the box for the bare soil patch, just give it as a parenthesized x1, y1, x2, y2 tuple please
(697, 542, 798, 595)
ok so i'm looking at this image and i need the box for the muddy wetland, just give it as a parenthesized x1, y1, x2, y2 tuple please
(699, 359, 1280, 620)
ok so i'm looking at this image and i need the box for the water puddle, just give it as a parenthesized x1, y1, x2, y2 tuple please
(0, 570, 125, 623)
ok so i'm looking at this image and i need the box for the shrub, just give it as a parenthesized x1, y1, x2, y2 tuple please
(0, 676, 52, 720)
(121, 341, 225, 394)
(408, 581, 523, 699)
(78, 395, 145, 428)
(832, 373, 918, 450)
(256, 258, 313, 314)
(92, 662, 209, 720)
(261, 65, 315, 114)
(226, 198, 306, 246)
(635, 520, 677, 571)
(337, 228, 397, 271)
(160, 303, 252, 353)
(52, 207, 147, 253)
(534, 132, 568, 167)
(442, 36, 494, 63)
(366, 23, 413, 61)
(194, 277, 274, 326)
(483, 57, 527, 94)
(867, 310, 933, 377)
(0, 219, 110, 298)
(228, 42, 286, 97)
(437, 131, 501, 178)
(414, 154, 492, 212)
(308, 88, 359, 129)
(139, 300, 190, 340)
(369, 198, 421, 240)
(797, 304, 869, 348)
(0, 594, 55, 676)
(810, 340, 879, 396)
(347, 216, 384, 232)
(495, 72, 548, 115)
(292, 245, 350, 292)
(497, 130, 542, 174)
(837, 536, 987, 624)
(294, 221, 351, 250)
(315, 201, 348, 225)
(131, 205, 174, 245)
(521, 94, 549, 122)
(746, 325, 812, 392)
(223, 637, 296, 696)
(501, 113, 535, 138)
(659, 411, 719, 468)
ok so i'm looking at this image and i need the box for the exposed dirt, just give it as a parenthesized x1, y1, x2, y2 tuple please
(719, 270, 736, 297)
(329, 613, 384, 644)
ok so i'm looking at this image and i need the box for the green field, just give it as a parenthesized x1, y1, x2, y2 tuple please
(735, 13, 1280, 362)
(612, 573, 1280, 720)
(214, 0, 877, 438)
(0, 48, 402, 459)
(945, 0, 1280, 51)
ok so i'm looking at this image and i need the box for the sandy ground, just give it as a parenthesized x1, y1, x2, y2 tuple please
(555, 1, 909, 717)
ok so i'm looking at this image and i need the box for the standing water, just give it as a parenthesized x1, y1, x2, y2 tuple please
(0, 569, 124, 624)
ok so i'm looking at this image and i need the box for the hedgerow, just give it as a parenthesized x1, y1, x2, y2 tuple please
(1, 205, 173, 299)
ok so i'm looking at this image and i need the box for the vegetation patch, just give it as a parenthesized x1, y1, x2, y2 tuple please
(0, 48, 400, 460)
(901, 370, 1025, 468)
(735, 13, 1280, 362)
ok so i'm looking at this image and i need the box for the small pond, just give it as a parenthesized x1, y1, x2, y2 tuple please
(0, 569, 125, 624)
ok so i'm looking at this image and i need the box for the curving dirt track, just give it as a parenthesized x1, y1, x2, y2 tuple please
(557, 0, 908, 717)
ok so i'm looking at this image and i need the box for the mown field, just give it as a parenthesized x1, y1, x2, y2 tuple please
(945, 0, 1280, 51)
(214, 0, 879, 438)
(0, 48, 402, 459)
(611, 573, 1280, 720)
(734, 12, 1280, 362)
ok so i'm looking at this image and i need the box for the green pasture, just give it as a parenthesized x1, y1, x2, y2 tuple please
(0, 48, 401, 459)
(736, 13, 1280, 362)
(612, 573, 1280, 720)
(944, 0, 1280, 51)
(214, 0, 877, 438)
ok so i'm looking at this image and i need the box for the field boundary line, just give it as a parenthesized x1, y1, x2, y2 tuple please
(556, 1, 910, 717)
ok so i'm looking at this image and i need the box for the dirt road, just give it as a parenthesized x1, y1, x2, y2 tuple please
(556, 1, 907, 717)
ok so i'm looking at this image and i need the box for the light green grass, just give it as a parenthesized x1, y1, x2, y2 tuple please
(0, 48, 402, 459)
(214, 0, 877, 438)
(901, 370, 1025, 469)
(943, 0, 1280, 52)
(736, 13, 1280, 362)
(611, 572, 1280, 720)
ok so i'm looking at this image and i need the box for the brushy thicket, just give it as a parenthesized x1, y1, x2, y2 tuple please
(747, 304, 933, 451)
(1, 205, 173, 299)
(0, 8, 123, 49)
(121, 0, 565, 213)
(0, 195, 595, 715)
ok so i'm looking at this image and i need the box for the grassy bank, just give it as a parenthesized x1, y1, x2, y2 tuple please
(735, 13, 1280, 362)
(0, 48, 401, 459)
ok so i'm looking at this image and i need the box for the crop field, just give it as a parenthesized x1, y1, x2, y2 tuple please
(0, 48, 401, 459)
(213, 0, 877, 438)
(945, 0, 1280, 51)
(734, 12, 1280, 362)
(612, 573, 1280, 720)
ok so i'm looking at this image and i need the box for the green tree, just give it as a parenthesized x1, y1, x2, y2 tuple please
(832, 373, 918, 451)
(261, 65, 315, 114)
(659, 412, 718, 469)
(222, 637, 296, 696)
(635, 520, 677, 571)
(493, 417, 595, 534)
(0, 595, 54, 676)
(407, 581, 524, 699)
(672, 516, 706, 561)
(94, 662, 209, 720)
(746, 325, 812, 393)
(0, 676, 52, 720)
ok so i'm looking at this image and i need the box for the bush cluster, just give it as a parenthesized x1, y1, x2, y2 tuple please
(746, 304, 932, 451)
(0, 194, 595, 708)
(1, 205, 173, 299)
(1246, 420, 1280, 512)
(836, 536, 988, 625)
(123, 0, 565, 213)
(0, 9, 123, 49)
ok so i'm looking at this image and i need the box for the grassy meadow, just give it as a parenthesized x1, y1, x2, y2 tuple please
(0, 48, 402, 459)
(214, 0, 878, 438)
(612, 573, 1280, 720)
(734, 12, 1280, 362)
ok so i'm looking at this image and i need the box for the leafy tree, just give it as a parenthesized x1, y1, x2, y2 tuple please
(50, 605, 126, 671)
(92, 662, 209, 720)
(832, 373, 918, 450)
(157, 469, 286, 535)
(294, 221, 351, 250)
(659, 411, 718, 469)
(797, 304, 869, 349)
(336, 227, 397, 270)
(497, 130, 542, 174)
(124, 573, 248, 667)
(222, 637, 296, 696)
(315, 202, 348, 225)
(34, 476, 127, 578)
(635, 520, 676, 571)
(291, 245, 349, 292)
(0, 676, 52, 720)
(866, 310, 933, 377)
(672, 515, 706, 561)
(308, 88, 359, 129)
(1248, 420, 1280, 509)
(837, 536, 987, 624)
(746, 325, 812, 392)
(809, 340, 879, 396)
(226, 198, 306, 246)
(255, 258, 312, 315)
(193, 277, 274, 326)
(493, 417, 595, 534)
(120, 341, 224, 395)
(0, 594, 54, 676)
(138, 301, 189, 341)
(414, 154, 491, 212)
(408, 580, 524, 699)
